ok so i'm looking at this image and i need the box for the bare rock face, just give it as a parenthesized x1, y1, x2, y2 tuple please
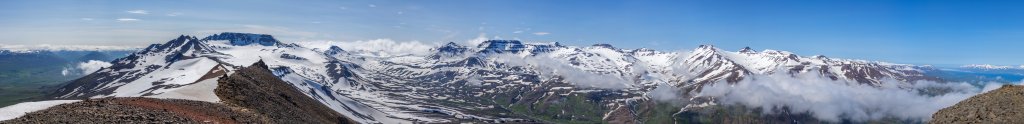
(930, 85, 1024, 124)
(215, 60, 356, 124)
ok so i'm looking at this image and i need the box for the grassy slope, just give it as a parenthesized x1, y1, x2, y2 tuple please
(0, 53, 73, 106)
(0, 51, 129, 107)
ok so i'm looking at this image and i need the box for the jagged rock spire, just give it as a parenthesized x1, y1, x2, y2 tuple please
(252, 59, 269, 70)
(739, 46, 756, 53)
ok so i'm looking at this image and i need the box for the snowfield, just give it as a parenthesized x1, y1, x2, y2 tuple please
(0, 100, 81, 121)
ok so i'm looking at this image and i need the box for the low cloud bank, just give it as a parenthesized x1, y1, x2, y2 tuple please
(649, 83, 686, 103)
(697, 72, 1002, 122)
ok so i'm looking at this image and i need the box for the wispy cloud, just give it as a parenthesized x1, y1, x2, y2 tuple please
(368, 4, 376, 7)
(532, 32, 550, 36)
(465, 33, 488, 46)
(166, 12, 183, 16)
(80, 18, 94, 21)
(125, 10, 148, 14)
(116, 18, 140, 22)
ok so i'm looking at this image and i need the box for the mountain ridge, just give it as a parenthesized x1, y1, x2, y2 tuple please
(35, 32, 958, 123)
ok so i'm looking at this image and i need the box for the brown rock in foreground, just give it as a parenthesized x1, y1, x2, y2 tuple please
(2, 97, 269, 123)
(215, 60, 356, 124)
(930, 85, 1024, 124)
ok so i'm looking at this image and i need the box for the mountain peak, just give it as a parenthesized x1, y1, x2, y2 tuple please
(324, 46, 346, 55)
(429, 42, 469, 59)
(694, 45, 720, 53)
(592, 44, 616, 49)
(738, 47, 756, 53)
(443, 42, 460, 46)
(252, 59, 270, 70)
(477, 40, 525, 53)
(202, 32, 280, 46)
(438, 42, 468, 52)
(812, 55, 829, 59)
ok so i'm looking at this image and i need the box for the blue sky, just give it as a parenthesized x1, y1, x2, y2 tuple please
(0, 0, 1021, 65)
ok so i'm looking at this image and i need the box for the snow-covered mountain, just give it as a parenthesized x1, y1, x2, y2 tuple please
(46, 32, 949, 123)
(961, 64, 1024, 70)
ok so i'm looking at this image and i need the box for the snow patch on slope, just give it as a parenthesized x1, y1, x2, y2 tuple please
(108, 58, 220, 97)
(150, 77, 222, 102)
(0, 100, 81, 121)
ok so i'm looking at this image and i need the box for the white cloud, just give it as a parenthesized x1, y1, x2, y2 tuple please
(466, 75, 484, 86)
(649, 83, 686, 104)
(126, 10, 148, 14)
(465, 33, 488, 47)
(532, 32, 550, 36)
(116, 18, 140, 22)
(63, 60, 113, 76)
(293, 39, 435, 57)
(512, 31, 523, 34)
(78, 60, 112, 74)
(166, 12, 183, 16)
(80, 18, 94, 21)
(697, 72, 995, 122)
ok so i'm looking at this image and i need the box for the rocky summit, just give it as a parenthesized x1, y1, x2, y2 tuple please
(931, 85, 1024, 124)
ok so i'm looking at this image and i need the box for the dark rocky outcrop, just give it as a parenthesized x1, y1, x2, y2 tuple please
(930, 85, 1024, 124)
(215, 60, 356, 124)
